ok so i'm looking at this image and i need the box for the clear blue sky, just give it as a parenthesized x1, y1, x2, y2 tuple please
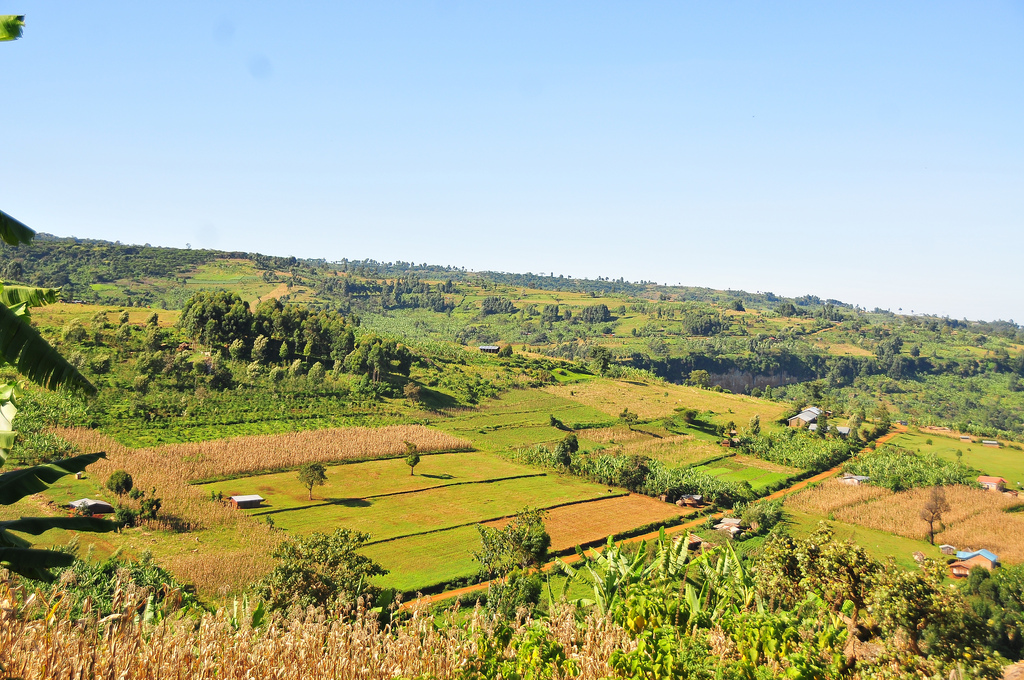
(3, 2, 1023, 321)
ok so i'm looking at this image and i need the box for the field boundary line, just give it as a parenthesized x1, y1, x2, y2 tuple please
(402, 426, 905, 610)
(189, 447, 478, 485)
(363, 492, 630, 547)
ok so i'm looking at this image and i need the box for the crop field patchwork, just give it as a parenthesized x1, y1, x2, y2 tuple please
(577, 431, 726, 468)
(544, 379, 789, 426)
(485, 493, 692, 551)
(890, 431, 1024, 489)
(784, 509, 943, 571)
(435, 390, 612, 450)
(692, 454, 800, 490)
(788, 479, 1024, 563)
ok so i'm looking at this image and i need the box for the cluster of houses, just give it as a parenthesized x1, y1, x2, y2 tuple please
(787, 406, 851, 437)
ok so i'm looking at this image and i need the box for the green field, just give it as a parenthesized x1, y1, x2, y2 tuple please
(201, 452, 536, 508)
(888, 431, 1024, 490)
(210, 451, 619, 541)
(692, 456, 799, 491)
(363, 525, 482, 592)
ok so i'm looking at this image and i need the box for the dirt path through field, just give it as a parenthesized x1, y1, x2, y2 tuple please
(401, 426, 905, 610)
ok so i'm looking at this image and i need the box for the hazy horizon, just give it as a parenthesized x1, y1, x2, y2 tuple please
(3, 2, 1022, 321)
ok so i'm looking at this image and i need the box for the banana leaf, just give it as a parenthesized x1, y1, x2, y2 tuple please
(0, 301, 96, 394)
(0, 452, 106, 505)
(0, 284, 59, 308)
(0, 515, 116, 535)
(0, 207, 33, 243)
(0, 546, 75, 582)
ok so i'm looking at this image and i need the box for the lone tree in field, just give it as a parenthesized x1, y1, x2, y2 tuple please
(554, 433, 578, 467)
(298, 462, 327, 500)
(404, 442, 420, 476)
(920, 486, 950, 545)
(106, 470, 133, 496)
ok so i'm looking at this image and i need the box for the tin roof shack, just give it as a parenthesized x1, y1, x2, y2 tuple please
(939, 544, 957, 556)
(714, 517, 743, 537)
(978, 476, 1007, 492)
(675, 494, 704, 508)
(788, 407, 822, 428)
(949, 550, 1000, 578)
(230, 495, 265, 509)
(68, 498, 114, 515)
(478, 345, 500, 354)
(982, 440, 1000, 448)
(839, 473, 871, 486)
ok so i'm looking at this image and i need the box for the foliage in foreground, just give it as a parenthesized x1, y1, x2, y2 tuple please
(5, 525, 1014, 679)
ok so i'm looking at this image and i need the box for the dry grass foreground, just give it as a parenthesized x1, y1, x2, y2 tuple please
(51, 426, 469, 595)
(545, 379, 788, 423)
(484, 493, 691, 551)
(0, 584, 628, 680)
(788, 479, 1024, 563)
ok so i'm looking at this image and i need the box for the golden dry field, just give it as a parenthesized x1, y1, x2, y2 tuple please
(545, 379, 787, 425)
(788, 480, 1024, 563)
(484, 493, 691, 551)
(31, 302, 181, 328)
(95, 425, 470, 483)
(0, 590, 627, 680)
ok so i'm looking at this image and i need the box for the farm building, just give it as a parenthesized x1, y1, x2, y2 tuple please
(949, 562, 972, 579)
(714, 517, 742, 537)
(478, 345, 500, 354)
(230, 494, 265, 509)
(982, 440, 1000, 448)
(839, 473, 870, 486)
(960, 435, 972, 441)
(978, 476, 1007, 492)
(956, 549, 999, 569)
(676, 494, 703, 508)
(68, 498, 114, 514)
(788, 406, 822, 428)
(808, 424, 852, 438)
(939, 544, 957, 556)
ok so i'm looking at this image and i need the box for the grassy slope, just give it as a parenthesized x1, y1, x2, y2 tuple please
(889, 430, 1024, 490)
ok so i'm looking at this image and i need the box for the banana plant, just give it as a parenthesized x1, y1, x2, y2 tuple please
(0, 15, 24, 43)
(0, 196, 110, 578)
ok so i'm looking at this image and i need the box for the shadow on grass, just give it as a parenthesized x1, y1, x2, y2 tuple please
(420, 473, 455, 480)
(251, 497, 372, 516)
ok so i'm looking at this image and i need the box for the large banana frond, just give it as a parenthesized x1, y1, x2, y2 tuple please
(0, 207, 33, 244)
(0, 16, 25, 43)
(0, 302, 96, 394)
(1, 516, 116, 536)
(0, 546, 75, 582)
(0, 285, 59, 308)
(0, 452, 105, 505)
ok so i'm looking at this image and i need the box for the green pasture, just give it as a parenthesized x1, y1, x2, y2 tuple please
(889, 431, 1024, 490)
(363, 525, 482, 592)
(784, 508, 942, 571)
(229, 470, 617, 540)
(201, 452, 537, 509)
(692, 457, 797, 491)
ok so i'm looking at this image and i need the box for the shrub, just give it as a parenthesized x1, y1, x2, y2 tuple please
(106, 470, 133, 496)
